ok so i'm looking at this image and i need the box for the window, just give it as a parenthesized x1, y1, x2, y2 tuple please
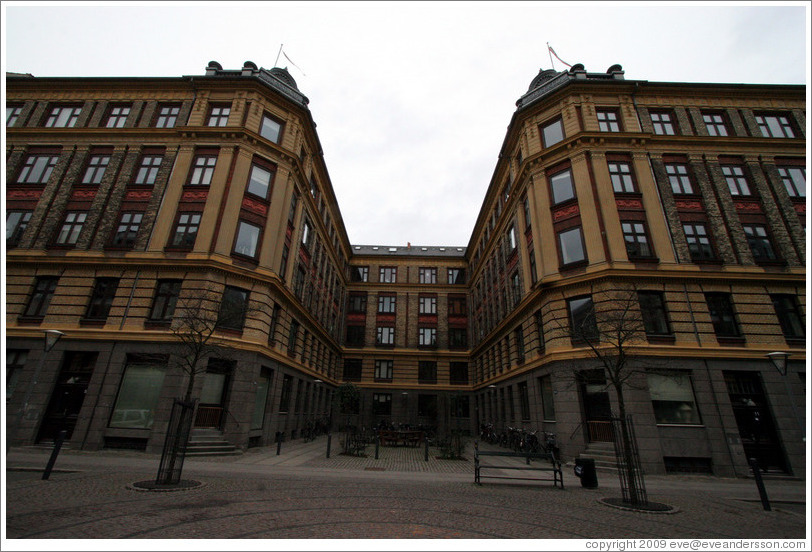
(343, 359, 363, 381)
(6, 350, 28, 401)
(374, 360, 393, 381)
(300, 219, 312, 249)
(535, 310, 545, 353)
(378, 294, 396, 313)
(523, 195, 532, 228)
(56, 212, 87, 245)
(518, 382, 530, 421)
(418, 327, 437, 347)
(771, 294, 805, 340)
(251, 368, 272, 430)
(189, 155, 217, 185)
(376, 326, 395, 346)
(777, 166, 805, 198)
(608, 161, 636, 193)
(109, 356, 167, 429)
(665, 163, 694, 194)
(268, 303, 281, 345)
(372, 393, 392, 416)
(154, 104, 180, 128)
(514, 327, 525, 364)
(418, 295, 436, 314)
(82, 155, 110, 184)
(449, 327, 467, 348)
(651, 111, 676, 135)
(260, 113, 284, 143)
(207, 105, 230, 127)
(568, 295, 598, 342)
(597, 109, 620, 132)
(351, 266, 369, 282)
(647, 372, 701, 425)
(742, 224, 777, 261)
(234, 220, 261, 258)
(105, 105, 130, 128)
(85, 278, 119, 320)
(7, 105, 23, 127)
(448, 296, 466, 316)
(683, 223, 715, 261)
(418, 394, 437, 417)
(170, 212, 201, 248)
(279, 375, 293, 413)
(541, 118, 564, 148)
(24, 276, 58, 318)
(450, 362, 469, 385)
(511, 272, 521, 305)
(507, 225, 517, 251)
(7, 210, 32, 247)
(448, 268, 465, 285)
(705, 293, 740, 338)
(347, 293, 367, 313)
(17, 154, 59, 184)
(246, 163, 274, 199)
(558, 226, 586, 265)
(149, 280, 182, 321)
(539, 375, 555, 421)
(419, 267, 437, 284)
(45, 105, 81, 127)
(380, 267, 397, 283)
(345, 325, 365, 347)
(721, 165, 751, 196)
(111, 212, 143, 247)
(549, 168, 576, 204)
(218, 286, 249, 331)
(755, 114, 794, 138)
(418, 361, 437, 384)
(638, 291, 671, 336)
(133, 155, 162, 185)
(622, 221, 653, 259)
(703, 112, 729, 136)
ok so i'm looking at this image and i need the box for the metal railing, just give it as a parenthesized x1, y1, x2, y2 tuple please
(587, 420, 614, 442)
(194, 406, 223, 428)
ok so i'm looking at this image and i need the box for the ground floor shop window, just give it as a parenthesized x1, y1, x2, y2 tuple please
(647, 371, 701, 425)
(109, 356, 167, 429)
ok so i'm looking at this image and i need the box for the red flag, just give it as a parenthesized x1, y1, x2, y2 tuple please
(548, 43, 572, 68)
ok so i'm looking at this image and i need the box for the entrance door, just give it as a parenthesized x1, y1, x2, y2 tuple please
(724, 371, 788, 473)
(36, 352, 97, 443)
(194, 370, 230, 429)
(580, 370, 613, 442)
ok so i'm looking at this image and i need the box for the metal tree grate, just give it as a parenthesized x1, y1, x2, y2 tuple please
(611, 415, 648, 506)
(156, 398, 196, 485)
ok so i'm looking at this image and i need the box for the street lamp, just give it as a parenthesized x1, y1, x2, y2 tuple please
(8, 330, 65, 452)
(765, 352, 804, 442)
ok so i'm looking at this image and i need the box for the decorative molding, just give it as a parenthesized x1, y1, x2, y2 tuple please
(675, 199, 703, 211)
(7, 189, 43, 201)
(181, 189, 209, 202)
(552, 203, 580, 221)
(241, 196, 268, 215)
(733, 201, 763, 213)
(615, 198, 644, 210)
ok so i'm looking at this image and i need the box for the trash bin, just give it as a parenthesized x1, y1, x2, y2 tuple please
(574, 458, 598, 488)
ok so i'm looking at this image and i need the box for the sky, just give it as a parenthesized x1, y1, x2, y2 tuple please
(3, 1, 809, 249)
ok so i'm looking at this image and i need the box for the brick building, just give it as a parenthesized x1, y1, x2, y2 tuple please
(5, 61, 806, 477)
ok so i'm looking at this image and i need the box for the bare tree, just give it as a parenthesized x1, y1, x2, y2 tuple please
(551, 285, 659, 506)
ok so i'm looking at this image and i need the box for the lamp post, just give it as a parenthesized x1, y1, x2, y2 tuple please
(8, 330, 65, 452)
(765, 352, 804, 443)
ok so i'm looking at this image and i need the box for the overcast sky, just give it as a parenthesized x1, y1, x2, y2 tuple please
(3, 2, 809, 249)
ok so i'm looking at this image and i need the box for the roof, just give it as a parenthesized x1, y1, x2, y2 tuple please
(350, 244, 467, 258)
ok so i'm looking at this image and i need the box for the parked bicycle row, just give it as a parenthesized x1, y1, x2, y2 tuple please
(478, 422, 560, 459)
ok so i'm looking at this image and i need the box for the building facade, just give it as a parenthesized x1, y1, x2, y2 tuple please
(5, 61, 806, 477)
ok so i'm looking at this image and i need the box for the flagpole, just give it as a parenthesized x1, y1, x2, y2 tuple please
(274, 44, 283, 67)
(547, 42, 555, 71)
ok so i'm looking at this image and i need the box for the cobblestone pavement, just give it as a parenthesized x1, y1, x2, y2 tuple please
(4, 437, 808, 542)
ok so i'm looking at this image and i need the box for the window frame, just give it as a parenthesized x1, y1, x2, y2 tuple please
(567, 295, 598, 343)
(682, 222, 716, 261)
(771, 294, 805, 340)
(596, 108, 621, 132)
(55, 211, 87, 245)
(233, 219, 263, 259)
(777, 166, 805, 198)
(23, 276, 59, 318)
(650, 111, 676, 135)
(105, 105, 131, 128)
(557, 226, 587, 266)
(418, 295, 437, 315)
(379, 266, 397, 283)
(705, 292, 741, 338)
(377, 294, 396, 314)
(188, 154, 217, 186)
(149, 279, 182, 322)
(665, 162, 695, 195)
(7, 105, 23, 127)
(755, 113, 795, 138)
(621, 220, 654, 259)
(742, 223, 778, 262)
(245, 162, 275, 200)
(259, 112, 285, 144)
(418, 267, 437, 284)
(7, 210, 33, 247)
(84, 277, 120, 321)
(169, 211, 202, 249)
(647, 371, 703, 425)
(540, 118, 565, 148)
(721, 165, 751, 196)
(17, 154, 59, 184)
(549, 167, 576, 205)
(376, 326, 395, 346)
(44, 105, 82, 128)
(207, 104, 231, 127)
(82, 154, 111, 185)
(702, 112, 729, 137)
(110, 211, 144, 248)
(217, 286, 250, 331)
(418, 326, 437, 348)
(608, 161, 637, 193)
(374, 360, 393, 382)
(133, 155, 163, 186)
(154, 104, 181, 128)
(637, 291, 672, 337)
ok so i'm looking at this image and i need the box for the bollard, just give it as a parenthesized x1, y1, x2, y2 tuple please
(42, 430, 67, 480)
(375, 435, 380, 459)
(424, 437, 429, 462)
(276, 432, 282, 456)
(749, 458, 771, 511)
(326, 433, 332, 458)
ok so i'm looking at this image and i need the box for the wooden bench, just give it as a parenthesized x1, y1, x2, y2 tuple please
(474, 441, 564, 488)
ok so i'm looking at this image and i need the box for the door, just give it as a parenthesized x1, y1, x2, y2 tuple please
(194, 370, 230, 429)
(36, 352, 97, 443)
(580, 370, 613, 442)
(724, 371, 788, 473)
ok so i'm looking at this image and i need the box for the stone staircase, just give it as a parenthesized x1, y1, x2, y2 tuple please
(185, 428, 241, 457)
(577, 441, 617, 471)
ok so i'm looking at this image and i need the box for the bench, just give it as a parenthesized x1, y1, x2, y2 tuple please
(378, 430, 424, 447)
(474, 441, 564, 488)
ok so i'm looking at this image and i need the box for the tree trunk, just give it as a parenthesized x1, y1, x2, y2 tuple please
(615, 384, 641, 506)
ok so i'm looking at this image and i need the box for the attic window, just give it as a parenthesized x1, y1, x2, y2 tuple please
(389, 247, 398, 253)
